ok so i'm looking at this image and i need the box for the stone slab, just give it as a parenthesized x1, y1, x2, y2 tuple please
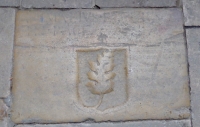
(0, 8, 16, 97)
(183, 0, 200, 26)
(95, 0, 177, 7)
(186, 28, 200, 127)
(21, 0, 94, 8)
(0, 0, 19, 7)
(11, 9, 190, 124)
(16, 120, 191, 127)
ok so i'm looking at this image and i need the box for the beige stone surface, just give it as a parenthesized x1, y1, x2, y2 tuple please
(0, 8, 16, 97)
(11, 9, 190, 124)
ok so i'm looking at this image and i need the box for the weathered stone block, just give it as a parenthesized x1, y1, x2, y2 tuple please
(11, 9, 190, 124)
(186, 28, 200, 127)
(21, 0, 94, 8)
(183, 0, 200, 26)
(16, 120, 191, 127)
(95, 0, 177, 7)
(0, 8, 16, 97)
(0, 0, 19, 7)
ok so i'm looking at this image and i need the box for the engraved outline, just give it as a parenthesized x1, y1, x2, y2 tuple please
(76, 47, 129, 112)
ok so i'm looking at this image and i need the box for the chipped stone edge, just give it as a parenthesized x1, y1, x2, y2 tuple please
(0, 99, 8, 127)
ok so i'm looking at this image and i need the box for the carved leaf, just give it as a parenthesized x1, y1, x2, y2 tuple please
(89, 61, 98, 72)
(105, 72, 116, 81)
(86, 51, 116, 95)
(105, 63, 115, 73)
(87, 71, 98, 82)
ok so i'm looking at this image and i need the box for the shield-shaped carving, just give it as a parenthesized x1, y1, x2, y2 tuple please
(76, 48, 128, 111)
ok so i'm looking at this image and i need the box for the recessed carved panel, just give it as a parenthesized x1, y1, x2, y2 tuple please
(11, 9, 190, 124)
(77, 48, 128, 111)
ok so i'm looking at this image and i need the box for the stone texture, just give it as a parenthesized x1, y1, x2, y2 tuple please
(16, 120, 191, 127)
(0, 8, 16, 97)
(21, 0, 94, 8)
(95, 0, 177, 7)
(186, 28, 200, 127)
(0, 100, 8, 127)
(177, 0, 183, 7)
(11, 9, 190, 124)
(0, 120, 7, 127)
(183, 0, 200, 26)
(0, 0, 19, 7)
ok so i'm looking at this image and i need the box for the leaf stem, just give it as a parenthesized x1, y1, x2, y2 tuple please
(95, 94, 104, 109)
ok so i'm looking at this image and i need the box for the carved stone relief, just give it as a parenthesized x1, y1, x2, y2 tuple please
(11, 9, 190, 123)
(77, 48, 128, 111)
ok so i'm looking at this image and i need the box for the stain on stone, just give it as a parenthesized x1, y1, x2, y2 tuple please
(40, 17, 44, 22)
(97, 33, 108, 43)
(198, 42, 200, 50)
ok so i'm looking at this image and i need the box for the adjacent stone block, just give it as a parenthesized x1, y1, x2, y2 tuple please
(186, 28, 200, 127)
(0, 8, 16, 97)
(16, 120, 191, 127)
(11, 9, 190, 124)
(21, 0, 94, 8)
(183, 0, 200, 26)
(95, 0, 177, 7)
(0, 0, 19, 7)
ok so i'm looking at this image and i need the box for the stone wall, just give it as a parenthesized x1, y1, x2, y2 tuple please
(0, 0, 199, 127)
